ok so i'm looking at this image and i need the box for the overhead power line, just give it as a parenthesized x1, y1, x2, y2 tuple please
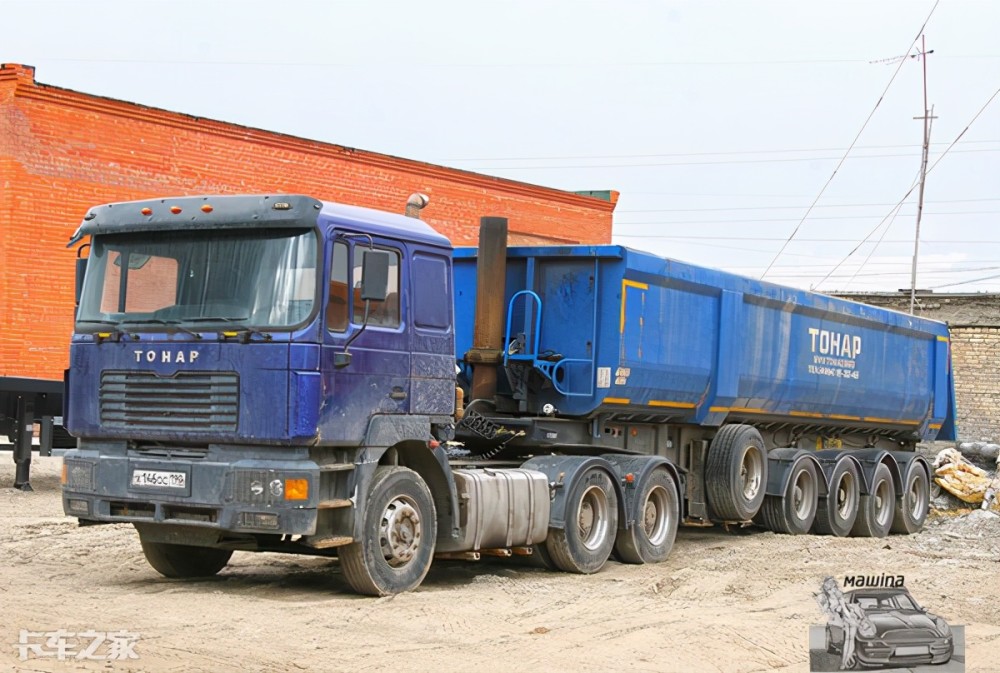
(812, 83, 1000, 289)
(758, 0, 941, 281)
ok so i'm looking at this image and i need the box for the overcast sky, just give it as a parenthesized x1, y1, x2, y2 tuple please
(4, 0, 998, 293)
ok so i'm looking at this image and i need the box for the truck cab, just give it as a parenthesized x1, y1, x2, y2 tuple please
(63, 195, 463, 593)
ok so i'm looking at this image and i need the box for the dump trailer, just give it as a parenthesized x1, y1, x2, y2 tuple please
(61, 194, 956, 595)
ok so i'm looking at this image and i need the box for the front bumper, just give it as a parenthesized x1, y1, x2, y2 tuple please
(856, 636, 953, 666)
(61, 447, 324, 536)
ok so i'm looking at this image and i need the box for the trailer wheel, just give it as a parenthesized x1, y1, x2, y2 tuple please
(756, 458, 819, 535)
(891, 461, 929, 534)
(706, 425, 768, 521)
(139, 540, 233, 578)
(615, 468, 679, 564)
(340, 466, 437, 596)
(851, 462, 895, 538)
(544, 467, 618, 574)
(813, 458, 860, 537)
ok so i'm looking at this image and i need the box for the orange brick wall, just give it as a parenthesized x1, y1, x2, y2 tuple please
(0, 63, 616, 382)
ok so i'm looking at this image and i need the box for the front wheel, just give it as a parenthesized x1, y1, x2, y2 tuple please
(340, 466, 437, 596)
(139, 539, 233, 578)
(544, 467, 619, 574)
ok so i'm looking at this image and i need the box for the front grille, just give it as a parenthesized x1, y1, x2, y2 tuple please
(101, 371, 239, 433)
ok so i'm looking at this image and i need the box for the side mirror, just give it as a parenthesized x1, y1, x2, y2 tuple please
(360, 250, 390, 302)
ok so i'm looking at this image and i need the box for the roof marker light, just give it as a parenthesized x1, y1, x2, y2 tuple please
(170, 206, 182, 214)
(201, 204, 213, 213)
(140, 207, 152, 216)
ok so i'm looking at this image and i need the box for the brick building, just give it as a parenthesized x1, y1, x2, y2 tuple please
(0, 63, 616, 382)
(837, 291, 1000, 442)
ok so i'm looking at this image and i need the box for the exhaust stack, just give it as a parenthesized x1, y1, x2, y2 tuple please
(404, 193, 430, 219)
(466, 217, 508, 402)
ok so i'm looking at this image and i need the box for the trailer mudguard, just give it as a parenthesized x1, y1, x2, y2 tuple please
(763, 449, 827, 499)
(847, 449, 902, 495)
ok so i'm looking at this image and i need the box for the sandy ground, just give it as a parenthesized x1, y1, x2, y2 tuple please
(2, 457, 999, 673)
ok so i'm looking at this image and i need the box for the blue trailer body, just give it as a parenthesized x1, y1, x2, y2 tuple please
(454, 245, 954, 442)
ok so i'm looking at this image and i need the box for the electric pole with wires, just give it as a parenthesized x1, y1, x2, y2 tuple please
(909, 35, 936, 314)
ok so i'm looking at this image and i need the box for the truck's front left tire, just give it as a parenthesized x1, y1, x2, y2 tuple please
(340, 466, 437, 596)
(139, 540, 233, 578)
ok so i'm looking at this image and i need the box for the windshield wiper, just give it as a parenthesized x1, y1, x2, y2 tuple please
(120, 318, 203, 339)
(184, 316, 272, 342)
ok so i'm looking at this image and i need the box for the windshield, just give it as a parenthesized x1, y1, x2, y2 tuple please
(854, 592, 920, 611)
(76, 227, 318, 331)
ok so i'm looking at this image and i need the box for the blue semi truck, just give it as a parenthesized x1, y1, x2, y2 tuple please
(61, 194, 956, 595)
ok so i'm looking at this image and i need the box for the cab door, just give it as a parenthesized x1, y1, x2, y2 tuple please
(318, 233, 410, 443)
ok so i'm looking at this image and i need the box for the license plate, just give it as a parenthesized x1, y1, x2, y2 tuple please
(131, 469, 187, 489)
(895, 645, 929, 656)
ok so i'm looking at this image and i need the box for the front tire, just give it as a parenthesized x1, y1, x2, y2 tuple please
(140, 540, 233, 578)
(340, 466, 437, 596)
(544, 467, 619, 574)
(706, 425, 768, 521)
(851, 462, 895, 538)
(614, 468, 679, 564)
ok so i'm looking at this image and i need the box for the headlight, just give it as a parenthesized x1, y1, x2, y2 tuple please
(858, 618, 877, 638)
(934, 616, 951, 637)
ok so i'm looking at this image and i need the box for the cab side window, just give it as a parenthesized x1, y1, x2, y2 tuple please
(352, 248, 400, 328)
(326, 242, 349, 332)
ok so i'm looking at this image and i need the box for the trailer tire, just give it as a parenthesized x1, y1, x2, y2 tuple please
(891, 461, 929, 534)
(851, 463, 895, 538)
(615, 468, 679, 564)
(544, 467, 618, 574)
(340, 466, 437, 596)
(706, 425, 768, 521)
(756, 458, 819, 535)
(813, 458, 860, 537)
(140, 540, 233, 578)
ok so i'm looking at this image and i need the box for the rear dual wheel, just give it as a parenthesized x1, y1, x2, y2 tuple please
(813, 458, 860, 537)
(544, 467, 619, 574)
(615, 468, 679, 564)
(756, 458, 819, 535)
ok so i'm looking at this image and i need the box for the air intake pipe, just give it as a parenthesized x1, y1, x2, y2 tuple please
(405, 193, 430, 219)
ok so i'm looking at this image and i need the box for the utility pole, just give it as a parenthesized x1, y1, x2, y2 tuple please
(909, 35, 935, 314)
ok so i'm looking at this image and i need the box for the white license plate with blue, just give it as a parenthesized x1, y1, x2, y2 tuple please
(131, 469, 187, 489)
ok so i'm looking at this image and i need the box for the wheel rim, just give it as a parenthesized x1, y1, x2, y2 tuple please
(836, 471, 856, 519)
(642, 484, 672, 546)
(791, 467, 816, 520)
(873, 479, 892, 526)
(908, 472, 927, 519)
(577, 485, 611, 551)
(740, 447, 764, 501)
(379, 495, 422, 567)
